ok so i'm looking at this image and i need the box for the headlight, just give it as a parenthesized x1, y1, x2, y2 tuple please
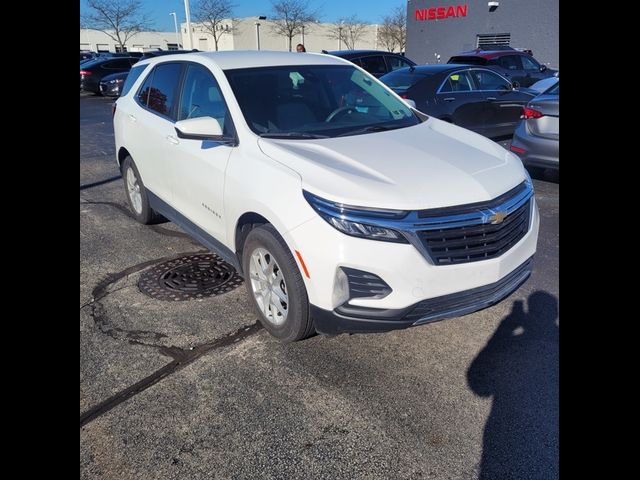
(303, 190, 408, 243)
(108, 79, 123, 84)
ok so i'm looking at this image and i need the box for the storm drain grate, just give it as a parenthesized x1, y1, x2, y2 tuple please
(138, 253, 243, 301)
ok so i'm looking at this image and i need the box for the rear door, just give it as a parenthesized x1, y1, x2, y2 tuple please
(128, 62, 184, 203)
(471, 68, 531, 137)
(435, 69, 487, 133)
(358, 55, 389, 77)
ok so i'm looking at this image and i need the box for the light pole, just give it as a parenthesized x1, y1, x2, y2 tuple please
(255, 22, 261, 50)
(338, 21, 344, 49)
(301, 25, 305, 45)
(169, 12, 179, 48)
(184, 0, 193, 50)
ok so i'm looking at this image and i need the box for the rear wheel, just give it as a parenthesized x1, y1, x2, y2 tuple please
(121, 156, 160, 224)
(242, 225, 314, 342)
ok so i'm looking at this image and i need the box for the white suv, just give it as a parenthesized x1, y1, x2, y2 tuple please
(114, 51, 539, 342)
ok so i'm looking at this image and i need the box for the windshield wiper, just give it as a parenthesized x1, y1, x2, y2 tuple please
(259, 132, 329, 139)
(335, 124, 404, 137)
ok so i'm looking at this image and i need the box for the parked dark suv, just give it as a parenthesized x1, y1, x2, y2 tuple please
(323, 50, 417, 77)
(448, 47, 557, 87)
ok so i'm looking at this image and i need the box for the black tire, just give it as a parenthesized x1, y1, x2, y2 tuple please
(242, 224, 314, 342)
(121, 156, 159, 224)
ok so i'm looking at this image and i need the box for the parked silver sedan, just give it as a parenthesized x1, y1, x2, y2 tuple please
(510, 81, 559, 170)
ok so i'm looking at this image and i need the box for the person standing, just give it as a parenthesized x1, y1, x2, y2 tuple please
(296, 44, 306, 53)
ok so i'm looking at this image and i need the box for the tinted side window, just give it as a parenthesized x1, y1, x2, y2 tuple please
(440, 71, 475, 92)
(178, 64, 230, 132)
(137, 69, 154, 106)
(145, 63, 183, 119)
(138, 70, 156, 107)
(520, 55, 540, 71)
(472, 70, 511, 90)
(359, 56, 388, 75)
(122, 65, 147, 97)
(350, 57, 363, 67)
(386, 56, 414, 71)
(498, 55, 522, 70)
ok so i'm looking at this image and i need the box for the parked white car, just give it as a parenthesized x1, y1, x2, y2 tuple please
(114, 51, 539, 342)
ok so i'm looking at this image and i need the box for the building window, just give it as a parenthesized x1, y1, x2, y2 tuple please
(115, 45, 128, 52)
(476, 33, 510, 48)
(167, 43, 179, 51)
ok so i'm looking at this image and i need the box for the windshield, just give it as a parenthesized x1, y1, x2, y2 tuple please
(545, 81, 559, 95)
(224, 64, 420, 138)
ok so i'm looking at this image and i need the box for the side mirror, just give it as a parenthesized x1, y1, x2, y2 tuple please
(511, 81, 520, 90)
(175, 116, 223, 140)
(539, 65, 547, 72)
(403, 98, 416, 109)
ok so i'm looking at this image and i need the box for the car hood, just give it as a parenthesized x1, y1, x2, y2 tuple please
(257, 119, 527, 210)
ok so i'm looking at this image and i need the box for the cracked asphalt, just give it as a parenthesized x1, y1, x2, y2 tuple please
(80, 94, 559, 480)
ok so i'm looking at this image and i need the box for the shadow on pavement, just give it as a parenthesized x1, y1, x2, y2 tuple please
(467, 291, 559, 479)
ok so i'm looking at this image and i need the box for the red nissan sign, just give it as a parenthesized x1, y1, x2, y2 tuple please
(415, 5, 468, 21)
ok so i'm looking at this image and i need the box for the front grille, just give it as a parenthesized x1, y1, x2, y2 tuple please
(417, 199, 531, 265)
(405, 257, 533, 323)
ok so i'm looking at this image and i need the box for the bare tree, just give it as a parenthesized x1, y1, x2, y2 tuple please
(81, 0, 153, 51)
(270, 0, 319, 52)
(326, 15, 369, 50)
(193, 0, 236, 51)
(377, 5, 407, 53)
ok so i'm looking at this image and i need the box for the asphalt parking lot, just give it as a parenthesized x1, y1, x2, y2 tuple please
(80, 93, 559, 480)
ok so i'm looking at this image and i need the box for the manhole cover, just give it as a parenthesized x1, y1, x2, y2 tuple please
(138, 253, 243, 301)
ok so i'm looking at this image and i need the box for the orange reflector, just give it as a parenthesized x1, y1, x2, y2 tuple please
(294, 250, 310, 278)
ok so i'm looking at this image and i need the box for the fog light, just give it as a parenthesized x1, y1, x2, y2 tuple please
(332, 268, 349, 307)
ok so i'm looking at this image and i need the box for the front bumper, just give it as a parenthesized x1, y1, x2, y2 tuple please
(283, 196, 539, 324)
(311, 256, 533, 334)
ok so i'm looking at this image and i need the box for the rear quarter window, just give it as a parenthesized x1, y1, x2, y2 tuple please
(121, 64, 147, 97)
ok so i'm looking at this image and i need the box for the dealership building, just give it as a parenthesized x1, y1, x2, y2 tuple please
(406, 0, 558, 68)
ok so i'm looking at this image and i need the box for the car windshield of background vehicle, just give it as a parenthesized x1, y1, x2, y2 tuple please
(520, 55, 540, 71)
(545, 82, 559, 95)
(225, 65, 419, 139)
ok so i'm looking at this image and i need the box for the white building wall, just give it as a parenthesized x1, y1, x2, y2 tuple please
(81, 17, 381, 54)
(80, 29, 180, 52)
(179, 17, 379, 53)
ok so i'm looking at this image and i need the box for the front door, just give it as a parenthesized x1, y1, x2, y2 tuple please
(169, 62, 235, 242)
(435, 70, 487, 134)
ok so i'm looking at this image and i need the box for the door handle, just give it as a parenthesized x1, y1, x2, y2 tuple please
(128, 114, 136, 123)
(443, 97, 456, 102)
(486, 97, 497, 101)
(166, 135, 179, 145)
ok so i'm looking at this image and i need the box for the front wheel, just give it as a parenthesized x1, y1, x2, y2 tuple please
(242, 225, 314, 342)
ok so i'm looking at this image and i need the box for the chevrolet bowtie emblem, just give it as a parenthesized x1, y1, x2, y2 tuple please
(489, 211, 507, 224)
